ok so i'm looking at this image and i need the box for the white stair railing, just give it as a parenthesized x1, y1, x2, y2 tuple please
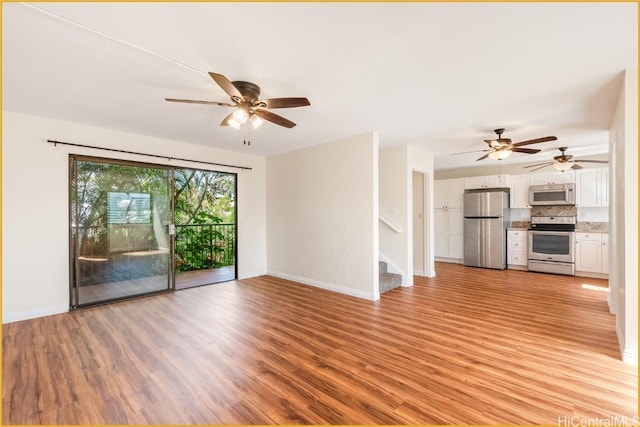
(379, 216, 402, 233)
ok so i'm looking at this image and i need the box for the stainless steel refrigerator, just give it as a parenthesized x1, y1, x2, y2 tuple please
(463, 189, 510, 269)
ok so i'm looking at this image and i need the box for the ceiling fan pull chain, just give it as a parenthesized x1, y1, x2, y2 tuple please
(243, 127, 251, 146)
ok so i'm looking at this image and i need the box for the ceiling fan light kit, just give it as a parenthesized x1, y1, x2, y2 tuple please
(553, 161, 574, 172)
(523, 146, 609, 172)
(165, 72, 310, 134)
(232, 107, 248, 124)
(489, 149, 512, 160)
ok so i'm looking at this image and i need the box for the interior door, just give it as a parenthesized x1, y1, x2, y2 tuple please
(70, 157, 173, 307)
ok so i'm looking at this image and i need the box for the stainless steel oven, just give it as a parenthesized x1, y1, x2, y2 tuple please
(527, 216, 576, 276)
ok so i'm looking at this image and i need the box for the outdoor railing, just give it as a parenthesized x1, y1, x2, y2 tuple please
(174, 223, 236, 272)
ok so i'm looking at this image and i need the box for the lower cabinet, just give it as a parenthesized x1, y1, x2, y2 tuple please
(601, 234, 609, 274)
(507, 229, 528, 270)
(575, 232, 609, 277)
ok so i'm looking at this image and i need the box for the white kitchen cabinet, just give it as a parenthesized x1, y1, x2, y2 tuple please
(509, 174, 531, 208)
(575, 232, 608, 277)
(434, 179, 465, 261)
(530, 170, 575, 185)
(434, 207, 463, 260)
(601, 234, 609, 274)
(434, 178, 465, 210)
(507, 229, 528, 269)
(576, 168, 608, 207)
(464, 174, 510, 190)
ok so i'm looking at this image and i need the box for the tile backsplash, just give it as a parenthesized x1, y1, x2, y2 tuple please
(576, 222, 609, 232)
(509, 205, 608, 232)
(530, 206, 577, 217)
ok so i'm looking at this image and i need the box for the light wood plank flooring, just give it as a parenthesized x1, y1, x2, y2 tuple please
(3, 263, 637, 424)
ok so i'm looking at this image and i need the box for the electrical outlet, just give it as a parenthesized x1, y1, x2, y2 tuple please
(301, 267, 307, 277)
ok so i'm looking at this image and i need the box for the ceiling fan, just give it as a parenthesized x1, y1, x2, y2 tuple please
(452, 128, 558, 161)
(523, 147, 609, 172)
(165, 72, 310, 129)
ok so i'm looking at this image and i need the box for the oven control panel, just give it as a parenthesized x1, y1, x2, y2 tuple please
(531, 216, 576, 225)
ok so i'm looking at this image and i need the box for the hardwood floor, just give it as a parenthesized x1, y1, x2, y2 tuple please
(3, 263, 637, 424)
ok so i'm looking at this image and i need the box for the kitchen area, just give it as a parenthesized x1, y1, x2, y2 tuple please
(434, 167, 609, 279)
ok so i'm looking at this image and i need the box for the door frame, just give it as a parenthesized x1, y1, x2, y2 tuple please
(412, 168, 434, 277)
(69, 155, 238, 309)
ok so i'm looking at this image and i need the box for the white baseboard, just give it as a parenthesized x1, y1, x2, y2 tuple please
(575, 271, 608, 279)
(267, 271, 379, 301)
(3, 304, 68, 324)
(616, 322, 638, 365)
(434, 257, 463, 264)
(237, 270, 268, 280)
(622, 349, 638, 365)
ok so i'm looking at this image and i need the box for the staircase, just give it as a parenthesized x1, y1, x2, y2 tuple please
(379, 261, 402, 294)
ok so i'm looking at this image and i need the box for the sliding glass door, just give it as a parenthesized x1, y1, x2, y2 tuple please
(174, 168, 237, 290)
(70, 157, 173, 307)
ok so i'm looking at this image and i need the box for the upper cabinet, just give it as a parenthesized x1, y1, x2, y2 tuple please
(434, 178, 465, 209)
(576, 168, 608, 207)
(509, 174, 531, 208)
(530, 170, 575, 185)
(464, 174, 510, 190)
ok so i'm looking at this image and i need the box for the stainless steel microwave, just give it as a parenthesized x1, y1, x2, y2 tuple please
(529, 184, 575, 206)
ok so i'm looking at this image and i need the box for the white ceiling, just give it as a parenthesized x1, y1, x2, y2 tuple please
(3, 2, 637, 170)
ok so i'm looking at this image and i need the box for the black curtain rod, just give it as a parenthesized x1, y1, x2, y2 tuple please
(46, 139, 253, 171)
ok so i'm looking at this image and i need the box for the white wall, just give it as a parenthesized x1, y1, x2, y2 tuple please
(379, 146, 409, 283)
(378, 145, 435, 284)
(608, 67, 638, 364)
(2, 110, 267, 323)
(266, 132, 379, 300)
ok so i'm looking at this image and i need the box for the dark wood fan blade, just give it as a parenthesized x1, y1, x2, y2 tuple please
(165, 98, 235, 107)
(209, 72, 243, 99)
(575, 160, 609, 164)
(523, 162, 554, 168)
(529, 164, 554, 172)
(220, 111, 235, 126)
(450, 149, 489, 155)
(513, 136, 558, 147)
(571, 163, 584, 170)
(476, 153, 490, 161)
(254, 109, 296, 128)
(511, 148, 541, 154)
(262, 97, 310, 109)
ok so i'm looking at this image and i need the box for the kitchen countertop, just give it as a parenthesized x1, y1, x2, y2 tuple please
(508, 221, 608, 233)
